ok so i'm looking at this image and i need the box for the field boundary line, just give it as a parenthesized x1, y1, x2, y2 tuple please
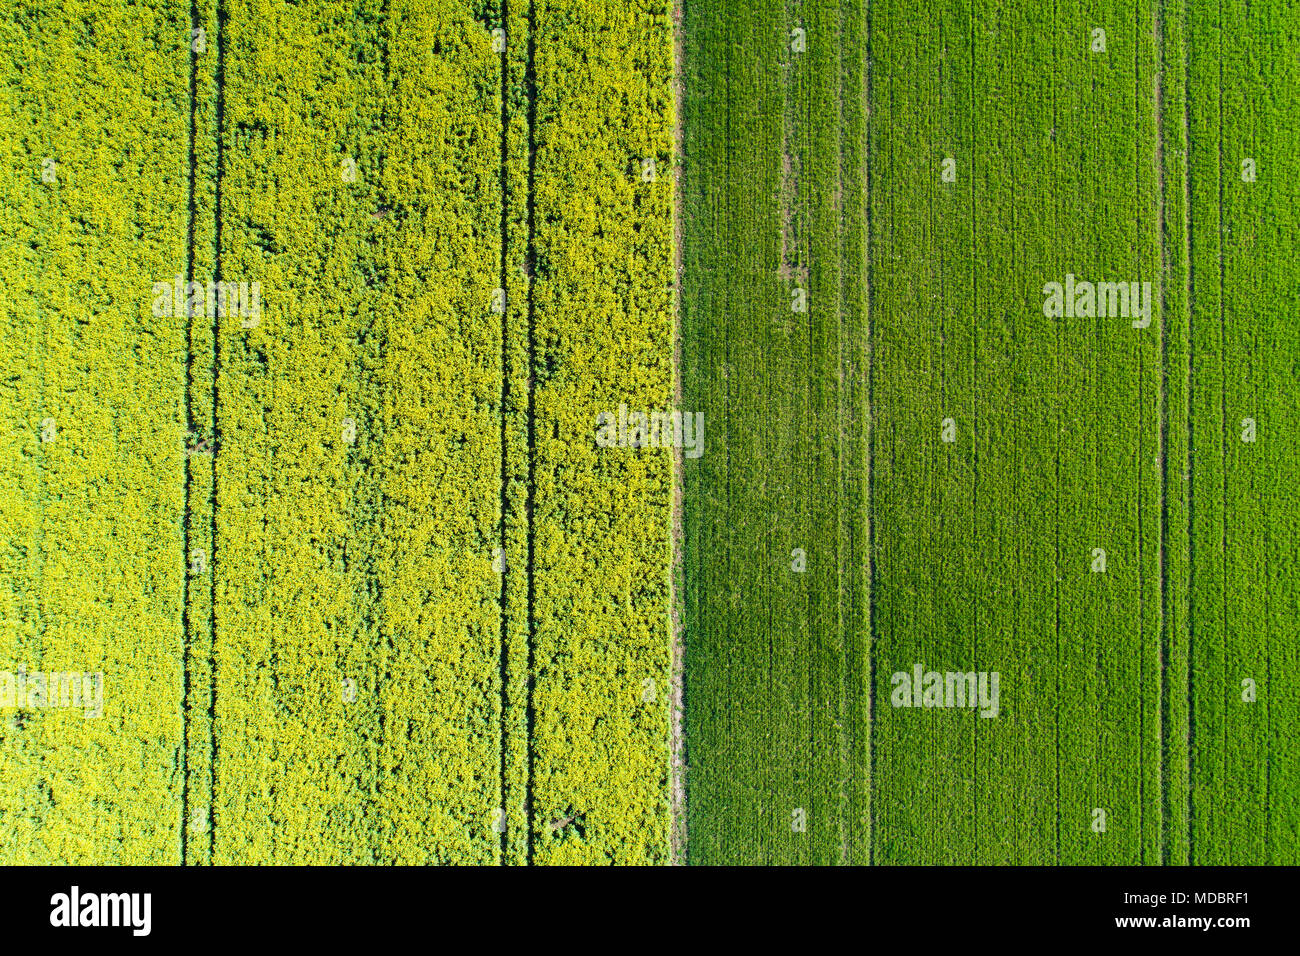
(206, 0, 228, 865)
(1134, 0, 1145, 864)
(1181, 0, 1196, 865)
(1215, 0, 1228, 832)
(497, 0, 512, 867)
(854, 0, 871, 866)
(835, 0, 847, 866)
(1053, 281, 1061, 859)
(523, 0, 538, 866)
(179, 0, 203, 867)
(1052, 0, 1062, 864)
(1154, 0, 1171, 867)
(669, 0, 687, 867)
(966, 0, 979, 862)
(864, 0, 877, 867)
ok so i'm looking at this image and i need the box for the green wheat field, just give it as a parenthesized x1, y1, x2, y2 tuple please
(0, 0, 1295, 864)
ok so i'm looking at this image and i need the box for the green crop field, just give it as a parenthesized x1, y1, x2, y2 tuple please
(682, 0, 1299, 864)
(680, 0, 872, 863)
(0, 0, 1294, 868)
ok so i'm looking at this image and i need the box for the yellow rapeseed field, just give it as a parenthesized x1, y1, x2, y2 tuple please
(1, 0, 676, 864)
(0, 0, 192, 863)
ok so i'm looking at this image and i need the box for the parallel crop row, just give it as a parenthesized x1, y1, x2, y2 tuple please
(1185, 0, 1300, 864)
(208, 0, 505, 863)
(523, 0, 677, 864)
(0, 0, 191, 863)
(681, 0, 785, 865)
(682, 0, 871, 864)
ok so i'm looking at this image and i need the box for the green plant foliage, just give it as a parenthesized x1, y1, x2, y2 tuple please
(1185, 0, 1300, 865)
(682, 0, 1299, 865)
(682, 0, 872, 865)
